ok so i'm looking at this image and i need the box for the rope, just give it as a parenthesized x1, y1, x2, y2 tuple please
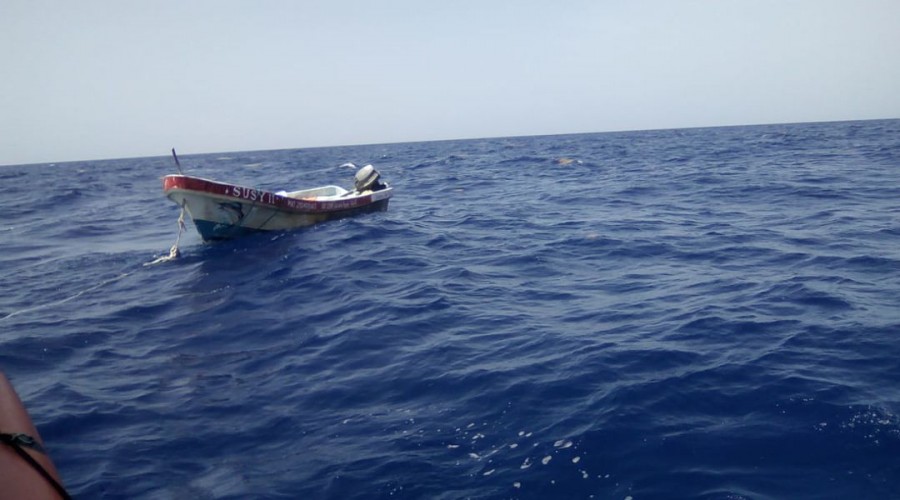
(3, 201, 187, 322)
(145, 203, 186, 266)
(0, 432, 73, 500)
(0, 273, 131, 322)
(255, 209, 278, 232)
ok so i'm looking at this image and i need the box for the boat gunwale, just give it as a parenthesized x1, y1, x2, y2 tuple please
(163, 174, 392, 215)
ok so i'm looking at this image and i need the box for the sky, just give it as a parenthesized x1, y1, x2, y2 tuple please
(2, 0, 899, 166)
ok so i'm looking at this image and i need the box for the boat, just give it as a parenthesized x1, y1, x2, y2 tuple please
(163, 163, 393, 241)
(1, 371, 71, 499)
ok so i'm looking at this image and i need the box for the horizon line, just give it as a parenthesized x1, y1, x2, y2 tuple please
(2, 116, 897, 169)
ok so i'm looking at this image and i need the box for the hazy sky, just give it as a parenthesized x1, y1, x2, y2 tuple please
(2, 0, 899, 166)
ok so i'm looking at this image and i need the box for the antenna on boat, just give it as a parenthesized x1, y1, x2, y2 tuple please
(171, 148, 184, 175)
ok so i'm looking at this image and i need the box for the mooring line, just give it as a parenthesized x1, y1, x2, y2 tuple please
(144, 203, 186, 266)
(0, 272, 132, 323)
(2, 203, 190, 322)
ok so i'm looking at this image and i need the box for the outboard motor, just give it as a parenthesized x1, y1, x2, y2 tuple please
(354, 165, 386, 192)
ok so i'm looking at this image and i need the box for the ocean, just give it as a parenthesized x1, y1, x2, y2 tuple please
(1, 119, 899, 499)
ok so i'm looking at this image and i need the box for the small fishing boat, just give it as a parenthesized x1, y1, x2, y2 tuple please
(1, 372, 71, 499)
(163, 162, 393, 241)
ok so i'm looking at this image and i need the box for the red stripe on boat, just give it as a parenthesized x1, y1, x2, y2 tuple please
(163, 175, 375, 214)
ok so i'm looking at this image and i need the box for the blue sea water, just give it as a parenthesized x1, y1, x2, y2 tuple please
(2, 119, 900, 499)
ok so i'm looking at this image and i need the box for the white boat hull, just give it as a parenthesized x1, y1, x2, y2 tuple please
(163, 174, 392, 241)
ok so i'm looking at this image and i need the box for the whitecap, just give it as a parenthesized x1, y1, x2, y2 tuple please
(554, 439, 573, 449)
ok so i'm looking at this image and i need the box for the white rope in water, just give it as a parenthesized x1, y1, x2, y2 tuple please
(0, 273, 131, 322)
(1, 206, 188, 322)
(144, 204, 186, 266)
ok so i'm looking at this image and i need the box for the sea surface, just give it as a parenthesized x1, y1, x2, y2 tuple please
(2, 119, 900, 499)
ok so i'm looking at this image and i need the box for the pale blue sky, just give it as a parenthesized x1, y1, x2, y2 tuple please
(2, 0, 898, 166)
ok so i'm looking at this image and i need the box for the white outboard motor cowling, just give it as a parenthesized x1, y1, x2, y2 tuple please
(354, 165, 383, 192)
